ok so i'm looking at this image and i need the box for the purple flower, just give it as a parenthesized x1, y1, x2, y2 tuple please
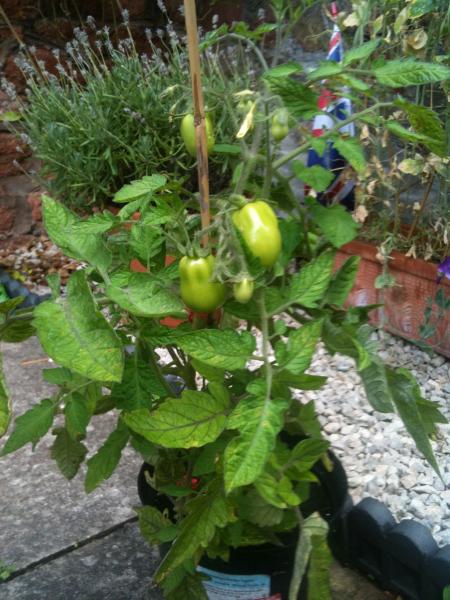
(437, 256, 450, 283)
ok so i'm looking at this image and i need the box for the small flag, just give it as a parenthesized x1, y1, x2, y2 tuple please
(306, 2, 356, 210)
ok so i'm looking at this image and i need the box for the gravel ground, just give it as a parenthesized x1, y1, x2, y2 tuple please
(301, 331, 450, 546)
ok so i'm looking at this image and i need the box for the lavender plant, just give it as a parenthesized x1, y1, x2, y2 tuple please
(8, 12, 254, 212)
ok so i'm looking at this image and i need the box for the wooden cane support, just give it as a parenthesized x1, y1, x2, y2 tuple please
(183, 0, 211, 245)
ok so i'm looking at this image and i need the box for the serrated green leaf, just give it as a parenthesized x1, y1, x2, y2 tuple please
(338, 75, 370, 92)
(65, 392, 91, 439)
(111, 354, 167, 410)
(386, 368, 440, 475)
(274, 372, 327, 391)
(308, 200, 359, 248)
(167, 572, 209, 600)
(386, 121, 434, 146)
(50, 427, 87, 480)
(307, 61, 343, 81)
(191, 359, 225, 383)
(255, 470, 300, 508)
(332, 137, 366, 175)
(0, 315, 35, 343)
(322, 319, 370, 371)
(42, 196, 111, 277)
(123, 390, 228, 448)
(374, 60, 450, 87)
(276, 319, 323, 375)
(193, 438, 227, 476)
(85, 420, 129, 492)
(263, 61, 302, 78)
(288, 438, 330, 472)
(42, 367, 78, 385)
(307, 517, 333, 600)
(0, 297, 23, 314)
(292, 162, 334, 193)
(224, 396, 289, 492)
(154, 480, 229, 583)
(266, 78, 319, 119)
(136, 505, 178, 545)
(288, 250, 336, 308)
(359, 360, 394, 413)
(343, 39, 380, 66)
(0, 353, 11, 438)
(34, 271, 123, 383)
(177, 329, 256, 370)
(396, 99, 446, 156)
(239, 488, 284, 526)
(106, 271, 185, 319)
(326, 256, 360, 306)
(1, 399, 55, 455)
(113, 174, 167, 203)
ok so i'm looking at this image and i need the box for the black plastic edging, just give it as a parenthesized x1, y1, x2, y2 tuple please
(333, 497, 450, 600)
(0, 268, 50, 308)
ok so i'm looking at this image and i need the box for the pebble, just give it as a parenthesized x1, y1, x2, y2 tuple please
(307, 331, 450, 547)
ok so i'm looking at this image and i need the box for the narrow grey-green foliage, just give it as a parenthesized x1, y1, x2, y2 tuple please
(16, 22, 249, 211)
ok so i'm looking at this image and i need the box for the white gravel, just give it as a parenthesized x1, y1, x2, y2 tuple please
(299, 331, 450, 546)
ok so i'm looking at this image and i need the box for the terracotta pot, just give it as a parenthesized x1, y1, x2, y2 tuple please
(335, 240, 450, 358)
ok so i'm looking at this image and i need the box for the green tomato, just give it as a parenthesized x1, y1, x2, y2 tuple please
(232, 200, 282, 267)
(180, 113, 215, 157)
(271, 108, 289, 142)
(179, 255, 226, 313)
(233, 278, 254, 304)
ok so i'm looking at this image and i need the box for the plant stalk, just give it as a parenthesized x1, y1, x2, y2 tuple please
(272, 102, 393, 171)
(183, 0, 210, 245)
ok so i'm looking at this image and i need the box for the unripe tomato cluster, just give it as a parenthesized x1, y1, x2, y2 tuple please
(179, 200, 281, 313)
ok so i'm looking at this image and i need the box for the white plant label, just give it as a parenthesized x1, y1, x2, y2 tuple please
(197, 566, 280, 599)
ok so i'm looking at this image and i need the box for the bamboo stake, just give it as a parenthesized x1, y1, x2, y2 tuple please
(183, 0, 211, 245)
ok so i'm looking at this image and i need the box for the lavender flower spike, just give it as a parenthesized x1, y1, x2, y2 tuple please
(437, 256, 450, 283)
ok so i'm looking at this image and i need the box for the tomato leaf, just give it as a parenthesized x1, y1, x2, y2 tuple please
(113, 174, 167, 203)
(0, 353, 10, 438)
(276, 319, 323, 375)
(51, 427, 87, 480)
(85, 420, 129, 492)
(106, 271, 186, 319)
(288, 250, 336, 308)
(307, 200, 359, 248)
(34, 271, 124, 383)
(374, 60, 450, 87)
(123, 390, 228, 448)
(177, 329, 256, 370)
(326, 256, 360, 307)
(224, 395, 289, 492)
(1, 399, 55, 455)
(154, 480, 229, 583)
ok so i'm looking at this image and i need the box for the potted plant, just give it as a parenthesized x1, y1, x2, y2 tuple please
(333, 0, 450, 355)
(1, 1, 449, 598)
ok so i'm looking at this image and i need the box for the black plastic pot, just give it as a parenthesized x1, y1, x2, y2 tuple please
(138, 443, 352, 599)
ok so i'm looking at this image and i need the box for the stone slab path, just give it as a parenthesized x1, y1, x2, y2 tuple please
(0, 338, 391, 599)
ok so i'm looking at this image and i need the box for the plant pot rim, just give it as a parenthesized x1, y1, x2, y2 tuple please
(339, 239, 450, 287)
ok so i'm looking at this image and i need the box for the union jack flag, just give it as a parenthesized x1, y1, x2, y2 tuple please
(306, 2, 355, 210)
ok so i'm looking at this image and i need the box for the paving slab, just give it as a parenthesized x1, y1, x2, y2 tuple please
(0, 338, 142, 569)
(0, 521, 163, 600)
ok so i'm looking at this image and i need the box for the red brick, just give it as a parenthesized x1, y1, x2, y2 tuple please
(0, 205, 15, 232)
(34, 18, 74, 44)
(27, 191, 42, 222)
